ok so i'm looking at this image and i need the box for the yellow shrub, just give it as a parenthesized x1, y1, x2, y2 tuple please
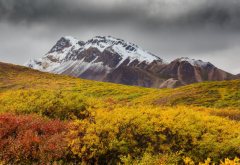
(67, 106, 240, 164)
(0, 89, 87, 120)
(184, 157, 240, 165)
(120, 152, 181, 165)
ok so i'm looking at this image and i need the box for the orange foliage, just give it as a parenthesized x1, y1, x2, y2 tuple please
(0, 113, 72, 164)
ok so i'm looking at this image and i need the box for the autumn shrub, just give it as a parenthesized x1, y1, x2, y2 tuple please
(205, 108, 240, 121)
(120, 152, 182, 165)
(0, 113, 72, 164)
(67, 106, 240, 164)
(184, 157, 240, 165)
(0, 89, 87, 120)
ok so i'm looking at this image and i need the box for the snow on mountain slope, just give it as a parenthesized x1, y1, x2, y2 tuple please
(178, 57, 214, 67)
(84, 36, 162, 64)
(24, 36, 164, 74)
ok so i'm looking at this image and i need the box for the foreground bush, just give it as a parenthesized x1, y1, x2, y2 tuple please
(0, 113, 71, 164)
(120, 152, 182, 165)
(68, 106, 240, 164)
(1, 106, 240, 164)
(184, 157, 240, 165)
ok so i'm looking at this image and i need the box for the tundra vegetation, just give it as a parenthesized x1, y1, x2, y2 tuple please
(1, 62, 240, 164)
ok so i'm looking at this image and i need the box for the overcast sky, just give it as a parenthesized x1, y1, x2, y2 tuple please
(0, 0, 240, 74)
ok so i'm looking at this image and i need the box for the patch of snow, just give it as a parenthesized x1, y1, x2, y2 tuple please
(72, 44, 82, 51)
(84, 42, 108, 52)
(24, 58, 42, 70)
(51, 60, 78, 74)
(49, 56, 112, 76)
(40, 57, 61, 72)
(179, 57, 211, 67)
(84, 36, 162, 64)
(63, 36, 78, 45)
(161, 60, 170, 65)
(99, 36, 160, 64)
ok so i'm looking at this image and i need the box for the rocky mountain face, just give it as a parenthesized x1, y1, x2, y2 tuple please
(24, 36, 236, 89)
(156, 57, 233, 86)
(233, 74, 240, 80)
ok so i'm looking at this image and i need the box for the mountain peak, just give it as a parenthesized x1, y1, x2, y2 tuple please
(48, 36, 78, 54)
(176, 57, 214, 67)
(63, 36, 78, 45)
(25, 35, 164, 73)
(84, 35, 162, 63)
(48, 35, 162, 63)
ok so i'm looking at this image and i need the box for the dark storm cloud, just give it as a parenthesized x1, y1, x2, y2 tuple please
(1, 0, 240, 30)
(0, 0, 240, 74)
(178, 2, 240, 30)
(139, 0, 240, 30)
(0, 0, 138, 25)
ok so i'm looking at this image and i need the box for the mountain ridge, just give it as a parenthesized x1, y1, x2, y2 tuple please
(24, 35, 238, 88)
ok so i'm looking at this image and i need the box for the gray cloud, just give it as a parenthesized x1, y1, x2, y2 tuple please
(0, 0, 240, 74)
(0, 0, 138, 25)
(1, 0, 240, 29)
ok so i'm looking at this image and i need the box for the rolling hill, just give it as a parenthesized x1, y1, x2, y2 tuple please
(1, 61, 240, 164)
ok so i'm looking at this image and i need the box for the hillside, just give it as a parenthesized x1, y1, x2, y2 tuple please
(1, 61, 240, 164)
(2, 62, 240, 110)
(0, 62, 159, 99)
(138, 79, 240, 109)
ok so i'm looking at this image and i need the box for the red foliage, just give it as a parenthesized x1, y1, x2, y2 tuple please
(0, 113, 71, 163)
(105, 98, 128, 105)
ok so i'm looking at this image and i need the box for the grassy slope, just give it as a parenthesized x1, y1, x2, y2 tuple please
(137, 80, 240, 109)
(0, 62, 159, 100)
(1, 62, 240, 122)
(1, 62, 240, 109)
(1, 62, 240, 164)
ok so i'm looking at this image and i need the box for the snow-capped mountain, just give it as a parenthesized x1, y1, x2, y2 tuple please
(25, 36, 165, 71)
(25, 36, 234, 88)
(25, 36, 169, 88)
(157, 57, 232, 86)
